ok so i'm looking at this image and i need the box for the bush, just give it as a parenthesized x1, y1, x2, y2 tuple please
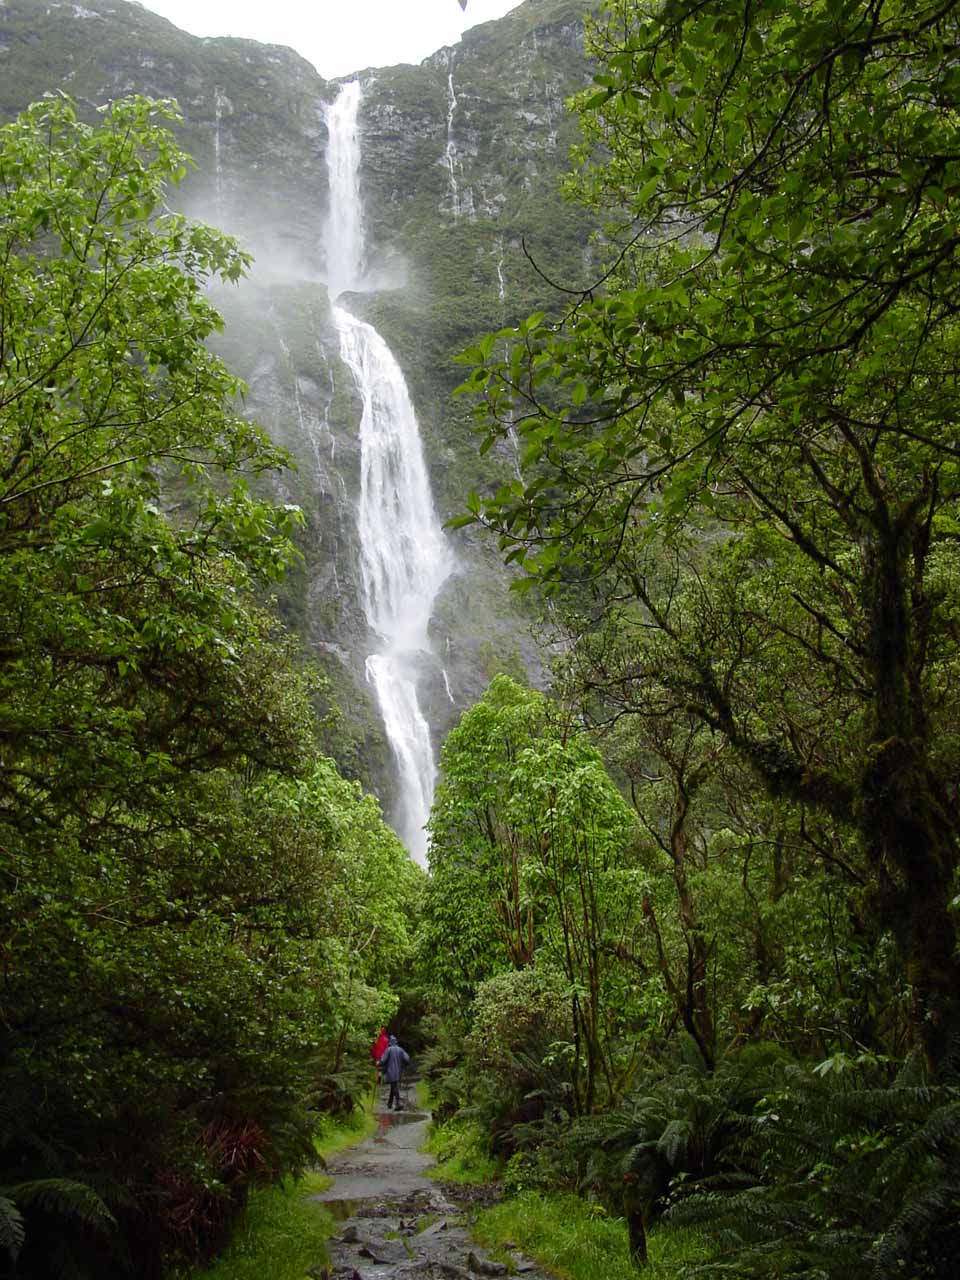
(463, 966, 574, 1155)
(670, 1054, 960, 1280)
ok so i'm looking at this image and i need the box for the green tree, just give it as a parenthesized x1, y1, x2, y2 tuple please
(309, 759, 424, 1081)
(566, 597, 908, 1068)
(461, 0, 960, 1069)
(421, 675, 644, 1112)
(419, 675, 551, 997)
(0, 94, 411, 1275)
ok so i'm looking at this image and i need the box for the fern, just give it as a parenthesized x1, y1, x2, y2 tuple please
(668, 1062, 960, 1279)
(2, 1178, 116, 1232)
(0, 1194, 24, 1263)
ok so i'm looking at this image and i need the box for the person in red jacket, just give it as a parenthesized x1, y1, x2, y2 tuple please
(370, 1027, 389, 1080)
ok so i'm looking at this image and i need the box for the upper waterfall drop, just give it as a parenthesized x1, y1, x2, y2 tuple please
(323, 80, 365, 295)
(323, 81, 453, 866)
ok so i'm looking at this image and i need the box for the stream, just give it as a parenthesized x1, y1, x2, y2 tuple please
(310, 1092, 549, 1280)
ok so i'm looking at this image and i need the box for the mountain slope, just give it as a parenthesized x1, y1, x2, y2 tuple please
(0, 0, 598, 826)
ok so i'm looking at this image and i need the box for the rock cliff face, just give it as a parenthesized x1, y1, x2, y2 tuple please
(0, 0, 596, 821)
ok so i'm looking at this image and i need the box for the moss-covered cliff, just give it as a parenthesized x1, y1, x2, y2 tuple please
(0, 0, 598, 812)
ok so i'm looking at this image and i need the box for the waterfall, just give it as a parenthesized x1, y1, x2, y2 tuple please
(213, 86, 224, 219)
(323, 81, 453, 865)
(443, 73, 461, 218)
(493, 239, 522, 479)
(442, 669, 455, 704)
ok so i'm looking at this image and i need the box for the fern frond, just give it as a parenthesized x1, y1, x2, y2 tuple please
(1, 1178, 116, 1234)
(658, 1117, 693, 1165)
(0, 1195, 24, 1261)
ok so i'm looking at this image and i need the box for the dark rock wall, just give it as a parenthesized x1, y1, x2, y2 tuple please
(0, 0, 597, 799)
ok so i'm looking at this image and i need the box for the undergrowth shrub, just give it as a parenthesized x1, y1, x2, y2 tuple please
(416, 1012, 467, 1124)
(461, 966, 573, 1155)
(670, 1053, 960, 1279)
(500, 1041, 788, 1265)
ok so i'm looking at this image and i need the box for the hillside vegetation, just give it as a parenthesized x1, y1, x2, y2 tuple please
(2, 1, 959, 1278)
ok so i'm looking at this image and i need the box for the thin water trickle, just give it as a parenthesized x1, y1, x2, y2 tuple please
(213, 86, 224, 219)
(443, 73, 460, 218)
(323, 81, 452, 865)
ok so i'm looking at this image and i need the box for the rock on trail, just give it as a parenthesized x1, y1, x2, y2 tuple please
(310, 1095, 548, 1279)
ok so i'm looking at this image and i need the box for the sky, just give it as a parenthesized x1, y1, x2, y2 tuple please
(140, 1, 523, 81)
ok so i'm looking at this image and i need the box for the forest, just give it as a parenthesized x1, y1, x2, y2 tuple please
(2, 1, 959, 1278)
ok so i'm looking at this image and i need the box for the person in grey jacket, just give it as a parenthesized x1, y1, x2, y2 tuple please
(379, 1034, 409, 1111)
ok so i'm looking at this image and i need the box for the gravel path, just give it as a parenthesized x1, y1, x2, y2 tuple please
(308, 1093, 550, 1280)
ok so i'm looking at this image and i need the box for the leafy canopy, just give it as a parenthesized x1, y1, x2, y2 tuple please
(459, 0, 960, 1068)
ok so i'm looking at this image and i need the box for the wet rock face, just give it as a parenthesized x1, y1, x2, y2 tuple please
(1, 0, 599, 801)
(362, 1, 590, 243)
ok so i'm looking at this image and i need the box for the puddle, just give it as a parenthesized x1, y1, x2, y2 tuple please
(386, 1110, 426, 1126)
(374, 1109, 424, 1139)
(325, 1198, 363, 1221)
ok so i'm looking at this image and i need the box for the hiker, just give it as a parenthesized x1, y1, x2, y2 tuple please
(370, 1026, 389, 1081)
(379, 1034, 409, 1111)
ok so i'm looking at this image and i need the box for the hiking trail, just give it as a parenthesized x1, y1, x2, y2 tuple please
(310, 1084, 550, 1280)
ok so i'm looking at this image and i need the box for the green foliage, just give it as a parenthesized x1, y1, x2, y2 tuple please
(420, 675, 551, 995)
(423, 1118, 502, 1185)
(670, 1058, 960, 1280)
(463, 0, 960, 1070)
(473, 1190, 705, 1280)
(0, 93, 420, 1277)
(462, 966, 575, 1153)
(182, 1176, 336, 1280)
(567, 1045, 789, 1216)
(420, 675, 646, 1117)
(0, 1196, 23, 1269)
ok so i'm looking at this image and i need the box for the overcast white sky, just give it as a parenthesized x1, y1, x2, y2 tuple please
(140, 1, 523, 80)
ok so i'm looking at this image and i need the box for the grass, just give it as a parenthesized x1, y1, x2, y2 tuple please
(472, 1190, 707, 1280)
(186, 1100, 377, 1280)
(185, 1177, 334, 1280)
(422, 1116, 502, 1184)
(314, 1102, 377, 1163)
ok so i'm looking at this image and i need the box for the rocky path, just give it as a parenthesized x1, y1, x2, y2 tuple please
(310, 1089, 550, 1280)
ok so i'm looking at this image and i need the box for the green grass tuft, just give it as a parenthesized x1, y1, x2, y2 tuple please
(473, 1190, 707, 1280)
(313, 1102, 377, 1161)
(185, 1104, 376, 1279)
(423, 1117, 501, 1184)
(185, 1178, 334, 1280)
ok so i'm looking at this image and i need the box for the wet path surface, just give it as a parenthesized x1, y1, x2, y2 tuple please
(310, 1094, 550, 1279)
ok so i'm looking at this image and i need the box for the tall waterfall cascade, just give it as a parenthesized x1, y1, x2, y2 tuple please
(323, 80, 453, 866)
(443, 73, 461, 218)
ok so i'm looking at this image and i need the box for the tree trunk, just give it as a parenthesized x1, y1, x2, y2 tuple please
(862, 508, 960, 1071)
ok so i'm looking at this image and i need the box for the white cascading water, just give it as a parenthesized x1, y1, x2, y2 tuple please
(213, 86, 224, 220)
(443, 73, 461, 218)
(323, 80, 453, 865)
